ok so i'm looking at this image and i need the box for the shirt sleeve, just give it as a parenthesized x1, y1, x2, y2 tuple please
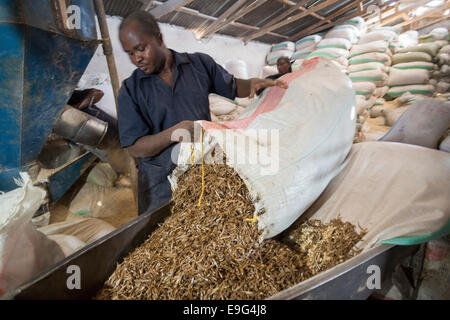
(199, 53, 237, 100)
(117, 81, 152, 148)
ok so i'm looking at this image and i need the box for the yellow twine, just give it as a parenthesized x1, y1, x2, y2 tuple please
(190, 144, 196, 165)
(245, 216, 258, 223)
(197, 128, 205, 207)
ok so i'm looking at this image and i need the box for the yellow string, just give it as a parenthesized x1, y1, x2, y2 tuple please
(197, 128, 205, 207)
(245, 216, 258, 223)
(190, 144, 196, 165)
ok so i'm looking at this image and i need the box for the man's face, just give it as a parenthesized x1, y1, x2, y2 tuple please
(277, 59, 291, 75)
(119, 21, 166, 74)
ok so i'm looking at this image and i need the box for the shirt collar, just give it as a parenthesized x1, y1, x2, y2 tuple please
(136, 49, 190, 79)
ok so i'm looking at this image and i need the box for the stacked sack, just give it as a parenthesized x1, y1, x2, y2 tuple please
(292, 34, 322, 62)
(348, 27, 398, 137)
(306, 19, 364, 70)
(430, 28, 450, 94)
(388, 41, 440, 99)
(266, 41, 295, 66)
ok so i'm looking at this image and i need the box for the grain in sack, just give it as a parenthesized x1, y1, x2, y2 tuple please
(349, 52, 391, 66)
(387, 68, 430, 87)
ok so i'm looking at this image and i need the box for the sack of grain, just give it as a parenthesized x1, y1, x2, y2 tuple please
(209, 94, 238, 116)
(370, 101, 397, 118)
(348, 62, 390, 73)
(266, 50, 293, 65)
(262, 65, 278, 78)
(397, 43, 441, 57)
(225, 60, 249, 79)
(381, 98, 450, 148)
(295, 35, 321, 51)
(308, 47, 350, 59)
(436, 81, 450, 93)
(392, 61, 436, 71)
(292, 49, 313, 60)
(374, 86, 390, 98)
(0, 173, 65, 296)
(338, 16, 367, 33)
(358, 30, 397, 44)
(419, 34, 435, 43)
(349, 40, 390, 58)
(398, 31, 419, 49)
(317, 38, 352, 50)
(392, 52, 432, 65)
(386, 84, 435, 98)
(353, 81, 376, 97)
(440, 45, 450, 54)
(435, 40, 449, 49)
(325, 27, 358, 43)
(356, 95, 377, 115)
(299, 141, 450, 248)
(350, 69, 388, 87)
(374, 98, 385, 106)
(349, 52, 391, 65)
(436, 53, 450, 65)
(172, 58, 356, 239)
(384, 106, 409, 126)
(361, 121, 390, 142)
(430, 28, 449, 41)
(387, 68, 430, 87)
(271, 41, 295, 52)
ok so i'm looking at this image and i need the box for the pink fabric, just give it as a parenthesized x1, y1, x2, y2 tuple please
(202, 58, 319, 131)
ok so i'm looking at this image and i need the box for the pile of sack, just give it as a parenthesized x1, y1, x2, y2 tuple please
(306, 17, 367, 70)
(266, 40, 295, 66)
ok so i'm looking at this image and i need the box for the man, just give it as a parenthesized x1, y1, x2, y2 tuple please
(117, 11, 287, 215)
(256, 57, 292, 96)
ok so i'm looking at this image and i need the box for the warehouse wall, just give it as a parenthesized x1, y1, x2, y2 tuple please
(84, 15, 271, 84)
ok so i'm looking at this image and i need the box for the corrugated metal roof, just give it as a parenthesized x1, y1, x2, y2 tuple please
(102, 0, 383, 44)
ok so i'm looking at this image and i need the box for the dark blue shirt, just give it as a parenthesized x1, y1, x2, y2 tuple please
(118, 50, 237, 214)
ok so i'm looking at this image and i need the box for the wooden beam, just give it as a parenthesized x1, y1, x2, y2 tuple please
(414, 15, 449, 31)
(149, 0, 194, 18)
(198, 0, 248, 38)
(242, 0, 339, 43)
(199, 0, 270, 38)
(289, 0, 363, 41)
(378, 0, 430, 27)
(306, 8, 365, 36)
(393, 3, 450, 28)
(141, 0, 154, 11)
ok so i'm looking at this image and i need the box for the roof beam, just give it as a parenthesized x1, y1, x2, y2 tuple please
(242, 0, 339, 43)
(197, 0, 270, 39)
(377, 0, 430, 27)
(306, 8, 365, 36)
(149, 0, 194, 18)
(289, 0, 363, 41)
(393, 3, 450, 28)
(141, 0, 154, 11)
(197, 0, 248, 38)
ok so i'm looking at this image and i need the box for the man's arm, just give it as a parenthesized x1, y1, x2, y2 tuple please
(235, 78, 288, 99)
(127, 120, 194, 158)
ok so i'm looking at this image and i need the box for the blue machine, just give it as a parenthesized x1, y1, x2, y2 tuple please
(0, 0, 100, 200)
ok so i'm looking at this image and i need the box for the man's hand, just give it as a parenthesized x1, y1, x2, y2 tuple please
(249, 78, 288, 98)
(236, 78, 288, 98)
(172, 120, 196, 143)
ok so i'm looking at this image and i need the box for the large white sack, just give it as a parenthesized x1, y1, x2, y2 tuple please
(387, 84, 435, 98)
(262, 65, 278, 78)
(387, 68, 430, 87)
(225, 60, 249, 79)
(170, 58, 356, 240)
(325, 27, 358, 43)
(430, 28, 449, 41)
(397, 43, 441, 57)
(339, 16, 366, 32)
(398, 31, 419, 49)
(266, 50, 293, 65)
(356, 95, 377, 115)
(291, 49, 314, 60)
(333, 24, 362, 38)
(0, 173, 65, 296)
(295, 142, 450, 249)
(392, 61, 436, 71)
(348, 62, 390, 73)
(358, 30, 397, 44)
(440, 45, 450, 55)
(295, 34, 321, 51)
(209, 94, 238, 116)
(349, 52, 392, 66)
(392, 52, 432, 65)
(350, 40, 390, 58)
(352, 81, 377, 97)
(350, 69, 388, 87)
(271, 41, 295, 52)
(317, 38, 352, 50)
